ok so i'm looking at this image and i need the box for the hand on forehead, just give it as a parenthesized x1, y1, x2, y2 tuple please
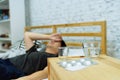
(51, 33, 62, 41)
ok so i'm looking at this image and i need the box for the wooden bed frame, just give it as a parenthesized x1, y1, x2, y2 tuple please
(24, 21, 106, 55)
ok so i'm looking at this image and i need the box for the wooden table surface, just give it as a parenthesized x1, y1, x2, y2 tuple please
(48, 55, 120, 80)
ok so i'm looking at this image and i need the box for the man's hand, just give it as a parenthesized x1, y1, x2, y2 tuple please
(50, 33, 62, 42)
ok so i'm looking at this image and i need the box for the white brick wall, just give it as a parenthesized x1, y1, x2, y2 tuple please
(28, 0, 120, 59)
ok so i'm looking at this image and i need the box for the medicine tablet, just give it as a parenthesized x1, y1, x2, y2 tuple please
(66, 63, 72, 68)
(61, 61, 67, 67)
(76, 62, 82, 66)
(84, 61, 91, 65)
(71, 60, 76, 64)
(80, 58, 85, 62)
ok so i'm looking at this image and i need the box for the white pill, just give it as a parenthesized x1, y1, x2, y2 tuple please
(71, 60, 76, 64)
(76, 62, 82, 66)
(84, 61, 91, 65)
(61, 61, 67, 66)
(80, 58, 85, 62)
(66, 63, 72, 67)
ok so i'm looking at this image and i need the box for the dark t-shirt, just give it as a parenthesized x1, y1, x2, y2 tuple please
(10, 45, 57, 75)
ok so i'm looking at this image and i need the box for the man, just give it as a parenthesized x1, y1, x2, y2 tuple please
(0, 32, 66, 80)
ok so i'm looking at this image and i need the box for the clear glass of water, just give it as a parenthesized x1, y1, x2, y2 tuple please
(83, 42, 101, 59)
(58, 47, 69, 61)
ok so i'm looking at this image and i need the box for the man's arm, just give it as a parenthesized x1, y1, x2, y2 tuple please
(24, 32, 51, 50)
(24, 32, 61, 50)
(16, 67, 48, 80)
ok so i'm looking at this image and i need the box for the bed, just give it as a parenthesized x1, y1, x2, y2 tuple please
(0, 20, 106, 59)
(25, 20, 107, 55)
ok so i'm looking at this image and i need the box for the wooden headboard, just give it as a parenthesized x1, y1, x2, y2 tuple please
(25, 21, 106, 54)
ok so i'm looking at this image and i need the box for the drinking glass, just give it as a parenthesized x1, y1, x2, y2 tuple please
(58, 47, 69, 61)
(83, 42, 101, 59)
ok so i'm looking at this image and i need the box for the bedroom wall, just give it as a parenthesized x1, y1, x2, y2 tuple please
(26, 0, 120, 59)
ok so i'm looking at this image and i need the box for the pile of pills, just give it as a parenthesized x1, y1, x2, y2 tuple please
(59, 58, 95, 69)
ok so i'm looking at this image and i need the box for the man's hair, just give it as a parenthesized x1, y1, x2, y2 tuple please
(61, 40, 66, 47)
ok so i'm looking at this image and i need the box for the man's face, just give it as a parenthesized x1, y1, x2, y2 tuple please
(48, 40, 61, 48)
(46, 40, 61, 54)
